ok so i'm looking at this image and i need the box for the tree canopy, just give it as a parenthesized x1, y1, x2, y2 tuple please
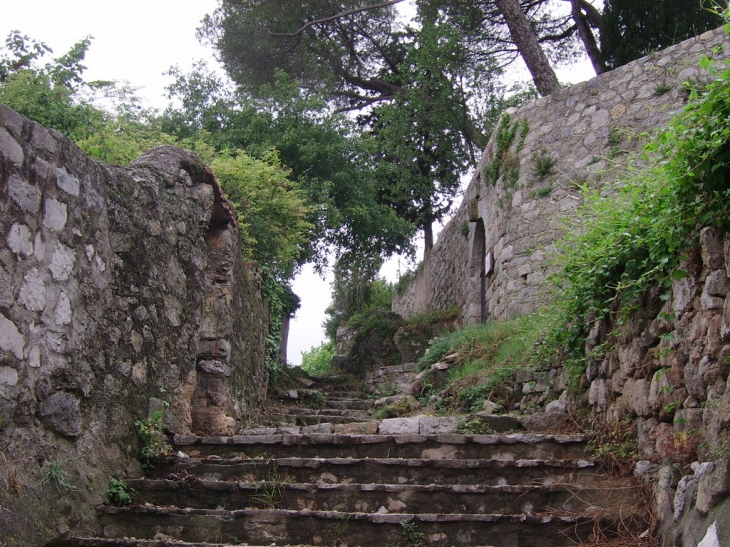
(600, 0, 726, 69)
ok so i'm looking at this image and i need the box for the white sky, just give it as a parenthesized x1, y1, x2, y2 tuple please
(0, 0, 596, 366)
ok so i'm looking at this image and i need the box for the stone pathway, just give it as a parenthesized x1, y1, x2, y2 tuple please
(52, 368, 644, 547)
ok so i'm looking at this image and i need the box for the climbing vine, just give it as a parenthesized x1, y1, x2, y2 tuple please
(483, 114, 529, 187)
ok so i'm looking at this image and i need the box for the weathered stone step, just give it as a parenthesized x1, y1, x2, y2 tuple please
(286, 407, 371, 419)
(265, 413, 369, 426)
(97, 506, 617, 547)
(47, 538, 276, 547)
(150, 456, 602, 486)
(325, 399, 374, 410)
(322, 390, 369, 398)
(126, 478, 619, 515)
(175, 433, 588, 460)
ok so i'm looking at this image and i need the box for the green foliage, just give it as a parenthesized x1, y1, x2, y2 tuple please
(530, 149, 556, 181)
(418, 313, 551, 374)
(162, 65, 416, 266)
(406, 306, 460, 330)
(416, 313, 552, 411)
(547, 25, 730, 372)
(107, 478, 137, 506)
(368, 19, 481, 244)
(600, 0, 726, 69)
(300, 341, 337, 376)
(483, 113, 524, 187)
(213, 150, 313, 279)
(40, 461, 76, 492)
(0, 32, 175, 163)
(324, 257, 393, 339)
(134, 409, 172, 463)
(394, 269, 417, 296)
(586, 418, 639, 474)
(456, 416, 495, 434)
(400, 521, 425, 547)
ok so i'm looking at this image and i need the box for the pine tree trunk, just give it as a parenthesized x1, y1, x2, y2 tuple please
(494, 0, 560, 96)
(423, 221, 434, 258)
(571, 0, 608, 75)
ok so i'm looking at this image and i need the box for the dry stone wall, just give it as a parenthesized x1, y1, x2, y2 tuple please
(0, 104, 267, 546)
(394, 27, 730, 324)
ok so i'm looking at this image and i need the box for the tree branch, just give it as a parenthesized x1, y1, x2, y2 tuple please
(267, 0, 406, 37)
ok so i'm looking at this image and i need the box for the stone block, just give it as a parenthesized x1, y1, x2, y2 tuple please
(302, 422, 333, 435)
(38, 391, 81, 437)
(696, 461, 730, 515)
(334, 421, 379, 435)
(623, 378, 651, 417)
(702, 227, 725, 270)
(705, 270, 729, 297)
(378, 417, 421, 435)
(419, 417, 459, 435)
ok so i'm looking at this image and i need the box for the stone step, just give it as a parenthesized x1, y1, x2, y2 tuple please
(149, 456, 603, 487)
(263, 414, 366, 426)
(325, 399, 374, 410)
(126, 478, 624, 515)
(96, 506, 620, 547)
(286, 408, 371, 419)
(174, 433, 588, 460)
(322, 390, 369, 398)
(48, 539, 273, 547)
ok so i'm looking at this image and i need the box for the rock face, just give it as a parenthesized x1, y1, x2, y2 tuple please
(0, 104, 267, 546)
(394, 27, 730, 324)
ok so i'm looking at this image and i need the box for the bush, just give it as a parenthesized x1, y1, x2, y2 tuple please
(548, 22, 730, 368)
(300, 341, 337, 375)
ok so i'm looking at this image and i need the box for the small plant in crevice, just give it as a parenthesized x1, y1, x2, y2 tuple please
(250, 466, 289, 509)
(135, 408, 172, 468)
(606, 126, 628, 158)
(456, 415, 495, 435)
(516, 119, 529, 151)
(40, 461, 76, 492)
(306, 390, 327, 410)
(460, 220, 470, 239)
(397, 521, 425, 547)
(654, 80, 672, 96)
(531, 148, 556, 181)
(107, 477, 137, 506)
(529, 186, 553, 199)
(328, 512, 351, 546)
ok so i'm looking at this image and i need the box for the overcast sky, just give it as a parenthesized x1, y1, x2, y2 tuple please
(1, 0, 595, 365)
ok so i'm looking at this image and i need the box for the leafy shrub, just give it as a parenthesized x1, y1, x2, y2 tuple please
(135, 409, 172, 463)
(300, 341, 337, 375)
(107, 478, 137, 506)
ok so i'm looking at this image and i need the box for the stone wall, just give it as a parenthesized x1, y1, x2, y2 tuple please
(394, 27, 730, 324)
(0, 104, 267, 546)
(584, 226, 730, 547)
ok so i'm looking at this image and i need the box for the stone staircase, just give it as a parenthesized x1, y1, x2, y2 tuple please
(52, 368, 645, 547)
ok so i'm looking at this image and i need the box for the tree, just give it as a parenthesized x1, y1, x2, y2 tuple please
(366, 19, 476, 252)
(600, 0, 726, 68)
(160, 64, 416, 265)
(494, 0, 560, 94)
(200, 2, 504, 254)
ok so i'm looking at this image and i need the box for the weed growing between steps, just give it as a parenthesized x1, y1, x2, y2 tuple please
(134, 408, 172, 471)
(106, 478, 137, 507)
